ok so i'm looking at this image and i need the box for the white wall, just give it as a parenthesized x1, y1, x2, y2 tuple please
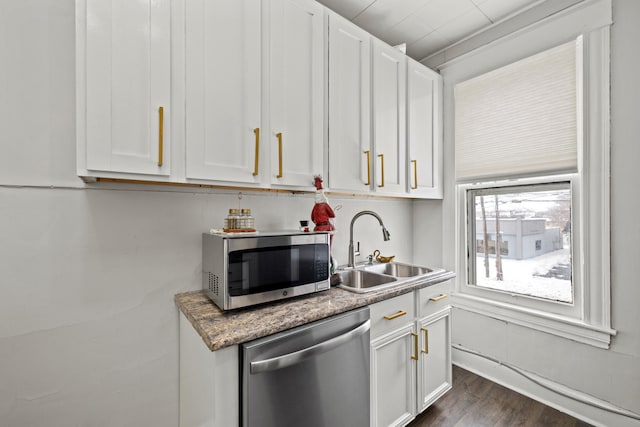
(413, 0, 640, 424)
(0, 1, 414, 425)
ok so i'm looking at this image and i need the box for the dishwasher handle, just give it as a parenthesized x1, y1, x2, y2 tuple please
(250, 319, 371, 374)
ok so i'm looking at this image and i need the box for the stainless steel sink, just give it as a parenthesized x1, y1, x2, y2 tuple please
(338, 261, 449, 293)
(364, 262, 434, 278)
(337, 269, 397, 291)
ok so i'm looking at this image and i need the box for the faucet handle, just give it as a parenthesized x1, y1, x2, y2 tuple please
(354, 241, 361, 257)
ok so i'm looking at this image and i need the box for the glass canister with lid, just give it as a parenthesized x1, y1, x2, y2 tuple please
(224, 208, 241, 231)
(222, 193, 256, 232)
(223, 208, 255, 232)
(241, 208, 255, 230)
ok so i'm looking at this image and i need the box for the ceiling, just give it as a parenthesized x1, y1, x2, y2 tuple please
(316, 0, 542, 61)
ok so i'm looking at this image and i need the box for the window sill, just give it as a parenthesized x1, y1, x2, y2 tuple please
(450, 293, 616, 349)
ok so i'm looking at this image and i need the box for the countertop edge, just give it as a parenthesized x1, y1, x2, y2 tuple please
(175, 270, 456, 352)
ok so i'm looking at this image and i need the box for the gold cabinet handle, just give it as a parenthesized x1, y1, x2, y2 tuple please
(429, 294, 448, 302)
(276, 132, 283, 178)
(158, 106, 164, 167)
(421, 327, 429, 354)
(383, 310, 407, 320)
(377, 153, 385, 187)
(411, 159, 418, 189)
(411, 332, 419, 361)
(364, 150, 371, 186)
(253, 128, 260, 176)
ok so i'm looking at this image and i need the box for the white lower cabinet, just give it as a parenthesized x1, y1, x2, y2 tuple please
(179, 286, 451, 427)
(370, 288, 452, 427)
(371, 323, 417, 427)
(179, 312, 239, 427)
(417, 310, 452, 412)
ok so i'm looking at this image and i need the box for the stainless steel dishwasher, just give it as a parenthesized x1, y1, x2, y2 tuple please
(241, 307, 370, 427)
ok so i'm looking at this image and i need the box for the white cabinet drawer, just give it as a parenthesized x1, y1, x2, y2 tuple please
(369, 292, 415, 339)
(417, 281, 452, 318)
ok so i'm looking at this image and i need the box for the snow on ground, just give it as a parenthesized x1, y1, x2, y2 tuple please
(476, 246, 572, 303)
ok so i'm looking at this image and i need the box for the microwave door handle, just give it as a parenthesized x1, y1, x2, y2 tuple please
(250, 320, 370, 374)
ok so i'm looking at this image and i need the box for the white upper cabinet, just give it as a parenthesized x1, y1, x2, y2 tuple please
(327, 12, 372, 193)
(407, 58, 443, 198)
(185, 0, 262, 185)
(269, 0, 325, 187)
(372, 39, 407, 195)
(76, 0, 444, 197)
(77, 0, 171, 177)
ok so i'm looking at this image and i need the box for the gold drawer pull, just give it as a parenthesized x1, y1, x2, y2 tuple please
(252, 128, 260, 176)
(377, 153, 385, 187)
(383, 310, 407, 320)
(411, 159, 418, 189)
(429, 294, 448, 302)
(411, 332, 419, 360)
(364, 150, 371, 186)
(158, 106, 164, 167)
(276, 132, 283, 178)
(421, 327, 429, 354)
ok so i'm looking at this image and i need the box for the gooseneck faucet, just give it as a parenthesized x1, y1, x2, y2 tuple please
(348, 210, 391, 267)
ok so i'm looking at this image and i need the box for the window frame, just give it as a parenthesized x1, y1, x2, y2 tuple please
(440, 0, 615, 348)
(459, 176, 581, 318)
(465, 179, 582, 308)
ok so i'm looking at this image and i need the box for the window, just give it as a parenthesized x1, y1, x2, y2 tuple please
(467, 183, 572, 304)
(443, 0, 614, 347)
(455, 41, 579, 314)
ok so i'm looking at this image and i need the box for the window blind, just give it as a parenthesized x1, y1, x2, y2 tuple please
(454, 40, 579, 181)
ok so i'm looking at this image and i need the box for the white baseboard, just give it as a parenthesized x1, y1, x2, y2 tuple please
(453, 347, 640, 427)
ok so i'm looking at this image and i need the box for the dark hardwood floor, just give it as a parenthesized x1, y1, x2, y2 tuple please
(408, 365, 593, 427)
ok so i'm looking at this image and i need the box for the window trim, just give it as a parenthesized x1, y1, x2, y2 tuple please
(443, 0, 615, 348)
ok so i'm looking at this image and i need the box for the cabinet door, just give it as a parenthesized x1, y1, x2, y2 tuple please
(371, 325, 417, 427)
(269, 0, 325, 187)
(417, 309, 452, 413)
(327, 12, 371, 192)
(372, 40, 406, 195)
(185, 0, 262, 184)
(80, 0, 171, 176)
(406, 59, 443, 198)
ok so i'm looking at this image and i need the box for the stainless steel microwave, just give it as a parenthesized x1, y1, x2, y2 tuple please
(202, 231, 331, 310)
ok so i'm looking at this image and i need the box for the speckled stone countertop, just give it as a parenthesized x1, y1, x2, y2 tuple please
(175, 270, 455, 351)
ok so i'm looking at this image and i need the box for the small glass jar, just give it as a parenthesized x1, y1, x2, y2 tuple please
(241, 208, 254, 230)
(237, 209, 247, 230)
(225, 208, 240, 230)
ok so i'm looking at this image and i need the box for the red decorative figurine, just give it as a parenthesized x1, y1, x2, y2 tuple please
(311, 175, 335, 246)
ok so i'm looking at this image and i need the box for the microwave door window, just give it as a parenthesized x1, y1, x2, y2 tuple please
(228, 245, 323, 296)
